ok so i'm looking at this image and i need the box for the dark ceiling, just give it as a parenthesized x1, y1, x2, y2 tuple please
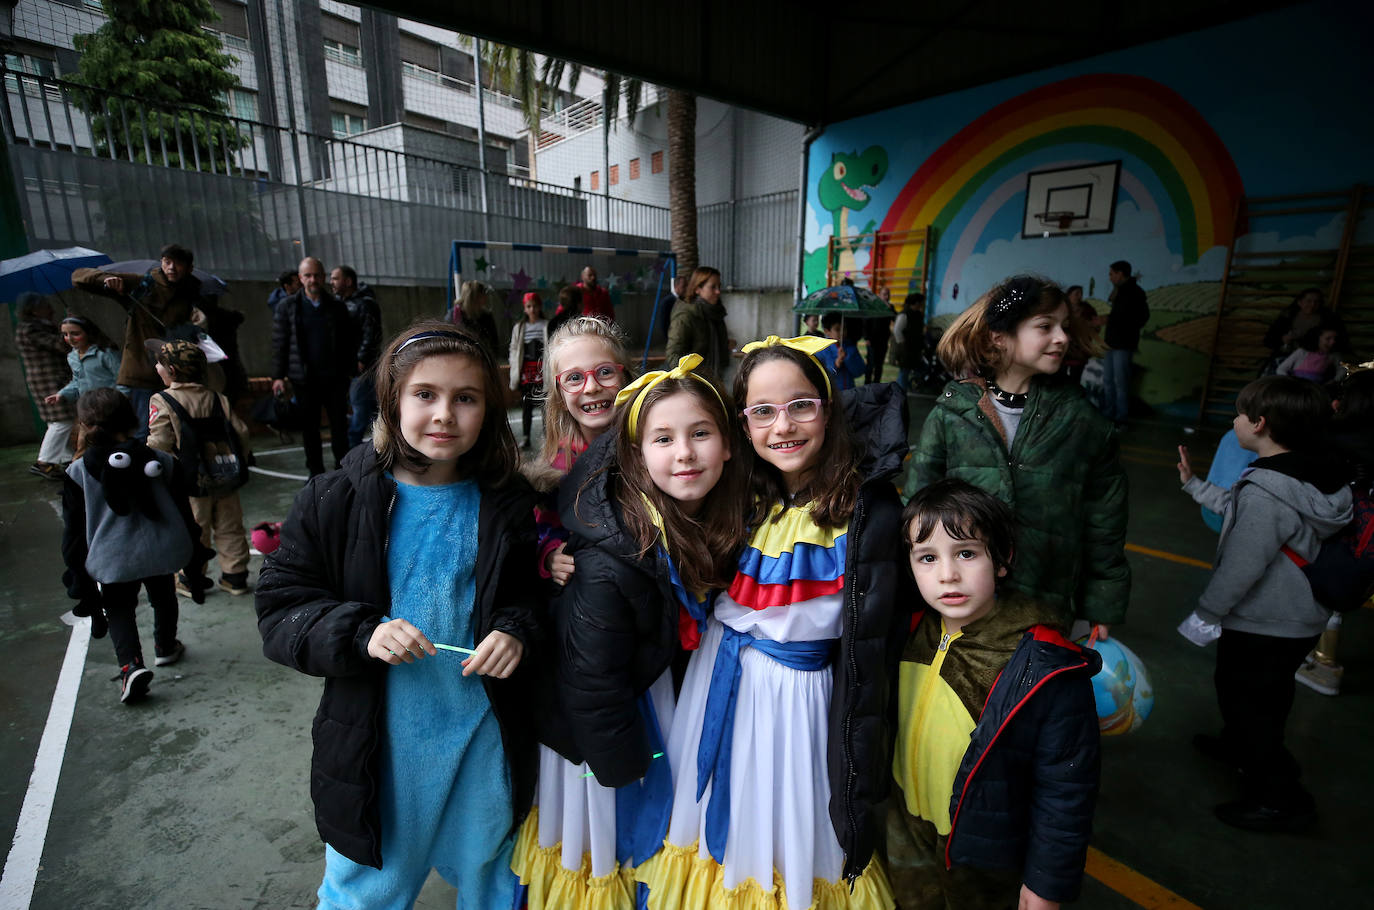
(364, 0, 1295, 126)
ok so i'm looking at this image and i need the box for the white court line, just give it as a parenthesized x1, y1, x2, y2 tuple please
(0, 616, 92, 909)
(251, 444, 303, 456)
(249, 465, 309, 481)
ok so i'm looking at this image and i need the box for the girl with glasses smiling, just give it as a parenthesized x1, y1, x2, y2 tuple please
(512, 315, 638, 907)
(637, 335, 911, 910)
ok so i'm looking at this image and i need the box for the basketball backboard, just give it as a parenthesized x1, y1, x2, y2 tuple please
(1021, 160, 1121, 238)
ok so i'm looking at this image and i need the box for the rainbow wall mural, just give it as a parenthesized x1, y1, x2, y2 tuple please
(870, 74, 1244, 308)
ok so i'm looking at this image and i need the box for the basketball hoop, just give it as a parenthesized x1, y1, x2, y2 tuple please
(1036, 211, 1077, 230)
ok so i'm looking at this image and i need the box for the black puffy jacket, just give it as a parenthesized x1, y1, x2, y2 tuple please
(344, 284, 383, 368)
(947, 625, 1102, 903)
(553, 432, 694, 786)
(825, 382, 914, 882)
(255, 447, 544, 868)
(271, 289, 357, 385)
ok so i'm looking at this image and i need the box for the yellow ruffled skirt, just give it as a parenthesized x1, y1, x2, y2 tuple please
(635, 840, 894, 910)
(512, 806, 641, 910)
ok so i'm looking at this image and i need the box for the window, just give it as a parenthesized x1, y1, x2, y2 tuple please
(629, 157, 640, 180)
(323, 39, 362, 67)
(209, 0, 250, 37)
(220, 89, 259, 121)
(331, 111, 368, 138)
(609, 164, 619, 186)
(204, 28, 252, 53)
(3, 54, 60, 100)
(573, 175, 582, 193)
(590, 170, 599, 191)
(651, 150, 664, 174)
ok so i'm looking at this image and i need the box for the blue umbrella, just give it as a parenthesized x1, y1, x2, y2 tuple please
(0, 246, 112, 303)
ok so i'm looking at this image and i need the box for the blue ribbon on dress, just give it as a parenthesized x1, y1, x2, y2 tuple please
(663, 546, 711, 647)
(615, 689, 674, 869)
(695, 625, 835, 862)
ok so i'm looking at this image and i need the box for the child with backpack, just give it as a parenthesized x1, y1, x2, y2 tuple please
(147, 340, 253, 596)
(889, 479, 1100, 910)
(1295, 367, 1374, 695)
(1176, 375, 1354, 832)
(61, 388, 212, 702)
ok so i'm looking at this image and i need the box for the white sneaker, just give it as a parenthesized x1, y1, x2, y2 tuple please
(1295, 658, 1342, 696)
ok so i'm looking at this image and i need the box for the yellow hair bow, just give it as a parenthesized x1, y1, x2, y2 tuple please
(614, 353, 726, 441)
(739, 334, 837, 397)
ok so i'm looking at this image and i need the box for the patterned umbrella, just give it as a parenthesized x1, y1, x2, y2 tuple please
(794, 283, 892, 317)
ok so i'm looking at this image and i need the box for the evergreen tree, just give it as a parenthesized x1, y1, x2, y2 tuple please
(69, 0, 245, 169)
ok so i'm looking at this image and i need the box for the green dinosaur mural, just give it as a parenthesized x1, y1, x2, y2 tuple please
(803, 145, 889, 292)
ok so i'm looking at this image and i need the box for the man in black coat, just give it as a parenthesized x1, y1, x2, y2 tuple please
(272, 257, 357, 476)
(330, 264, 383, 448)
(1102, 259, 1149, 426)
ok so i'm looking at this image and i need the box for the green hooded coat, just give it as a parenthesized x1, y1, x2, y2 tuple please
(905, 377, 1130, 626)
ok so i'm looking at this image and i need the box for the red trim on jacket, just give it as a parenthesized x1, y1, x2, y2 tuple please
(943, 625, 1091, 869)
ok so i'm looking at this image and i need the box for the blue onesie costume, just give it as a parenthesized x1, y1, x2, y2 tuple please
(319, 479, 520, 910)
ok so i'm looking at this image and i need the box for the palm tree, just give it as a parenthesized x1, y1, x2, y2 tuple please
(484, 43, 697, 270)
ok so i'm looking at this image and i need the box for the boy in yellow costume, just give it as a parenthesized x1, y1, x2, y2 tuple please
(889, 479, 1101, 909)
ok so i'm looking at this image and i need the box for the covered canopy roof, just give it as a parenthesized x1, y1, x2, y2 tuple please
(369, 0, 1295, 126)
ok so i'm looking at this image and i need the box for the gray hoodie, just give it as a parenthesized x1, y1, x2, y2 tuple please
(1184, 459, 1352, 637)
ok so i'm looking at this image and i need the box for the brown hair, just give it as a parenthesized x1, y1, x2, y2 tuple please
(732, 344, 861, 530)
(539, 316, 635, 462)
(591, 376, 748, 593)
(371, 319, 518, 485)
(902, 478, 1016, 578)
(77, 387, 136, 450)
(937, 275, 1100, 378)
(685, 266, 722, 303)
(1235, 375, 1331, 451)
(61, 314, 119, 352)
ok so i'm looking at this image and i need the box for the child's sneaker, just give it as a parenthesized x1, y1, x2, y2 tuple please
(218, 572, 249, 596)
(119, 662, 153, 704)
(1295, 656, 1342, 696)
(154, 640, 185, 667)
(175, 573, 197, 599)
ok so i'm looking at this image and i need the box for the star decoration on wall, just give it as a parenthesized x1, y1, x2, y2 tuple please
(474, 256, 488, 272)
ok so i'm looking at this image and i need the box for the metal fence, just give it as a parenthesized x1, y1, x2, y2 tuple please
(4, 67, 791, 290)
(698, 190, 799, 291)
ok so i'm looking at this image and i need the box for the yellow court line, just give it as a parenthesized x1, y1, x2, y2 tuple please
(1125, 542, 1213, 570)
(1085, 847, 1203, 910)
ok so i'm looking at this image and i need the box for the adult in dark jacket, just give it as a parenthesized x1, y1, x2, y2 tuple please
(330, 265, 383, 448)
(1101, 260, 1149, 424)
(267, 269, 301, 313)
(271, 257, 357, 476)
(254, 444, 543, 869)
(664, 267, 731, 380)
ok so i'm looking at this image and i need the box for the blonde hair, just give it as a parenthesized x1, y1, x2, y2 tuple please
(539, 316, 635, 463)
(937, 275, 1101, 378)
(456, 280, 490, 321)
